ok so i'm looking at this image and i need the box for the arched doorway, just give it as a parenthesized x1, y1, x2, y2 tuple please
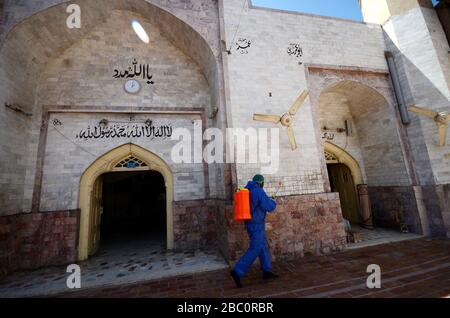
(324, 142, 362, 223)
(327, 163, 359, 223)
(317, 79, 409, 187)
(78, 144, 174, 261)
(99, 170, 166, 252)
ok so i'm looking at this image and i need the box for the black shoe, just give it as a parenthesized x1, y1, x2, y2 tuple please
(230, 270, 243, 288)
(263, 271, 279, 280)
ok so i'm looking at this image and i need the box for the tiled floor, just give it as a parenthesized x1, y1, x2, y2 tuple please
(1, 236, 448, 298)
(0, 235, 228, 298)
(52, 238, 450, 298)
(346, 225, 423, 249)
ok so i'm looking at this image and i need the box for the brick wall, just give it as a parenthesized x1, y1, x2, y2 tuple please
(0, 210, 79, 275)
(224, 193, 347, 263)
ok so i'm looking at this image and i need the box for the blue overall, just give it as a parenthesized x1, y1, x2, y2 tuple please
(234, 181, 277, 277)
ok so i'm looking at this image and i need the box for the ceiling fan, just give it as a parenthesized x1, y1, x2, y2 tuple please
(253, 90, 309, 151)
(408, 106, 449, 146)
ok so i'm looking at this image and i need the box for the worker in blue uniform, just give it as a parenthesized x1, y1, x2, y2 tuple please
(230, 174, 278, 288)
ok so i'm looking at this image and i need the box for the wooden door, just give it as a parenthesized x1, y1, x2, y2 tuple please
(327, 163, 360, 223)
(88, 177, 103, 256)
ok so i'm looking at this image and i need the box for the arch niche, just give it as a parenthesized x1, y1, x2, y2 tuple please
(78, 143, 174, 261)
(317, 79, 409, 186)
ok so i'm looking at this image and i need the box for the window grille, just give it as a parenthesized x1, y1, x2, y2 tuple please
(325, 151, 338, 163)
(115, 156, 148, 169)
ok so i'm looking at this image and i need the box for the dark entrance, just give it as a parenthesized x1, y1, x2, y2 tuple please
(327, 163, 360, 224)
(99, 170, 166, 249)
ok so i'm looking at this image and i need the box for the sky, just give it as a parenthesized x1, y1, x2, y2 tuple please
(251, 0, 440, 22)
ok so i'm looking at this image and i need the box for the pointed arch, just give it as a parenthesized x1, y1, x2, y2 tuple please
(324, 141, 363, 186)
(78, 143, 174, 261)
(316, 78, 410, 187)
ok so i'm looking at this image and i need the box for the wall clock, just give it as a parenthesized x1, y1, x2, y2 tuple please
(124, 79, 141, 94)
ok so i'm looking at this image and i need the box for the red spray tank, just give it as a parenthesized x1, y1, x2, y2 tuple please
(234, 188, 252, 221)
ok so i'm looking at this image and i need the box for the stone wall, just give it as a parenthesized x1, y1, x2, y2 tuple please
(368, 186, 423, 234)
(0, 210, 79, 275)
(318, 92, 367, 184)
(224, 193, 347, 263)
(223, 0, 391, 195)
(39, 10, 211, 109)
(0, 109, 32, 216)
(368, 185, 450, 238)
(0, 2, 3, 34)
(39, 112, 208, 212)
(0, 192, 348, 273)
(173, 199, 227, 252)
(0, 199, 229, 274)
(382, 5, 450, 186)
(0, 0, 225, 216)
(0, 3, 218, 215)
(1, 0, 221, 54)
(437, 184, 450, 237)
(360, 0, 435, 25)
(421, 185, 450, 237)
(309, 67, 412, 188)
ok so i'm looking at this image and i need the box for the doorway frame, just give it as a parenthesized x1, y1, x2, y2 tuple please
(78, 143, 174, 261)
(324, 141, 363, 187)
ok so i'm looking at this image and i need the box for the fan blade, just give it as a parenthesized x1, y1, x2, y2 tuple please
(287, 126, 297, 151)
(438, 123, 448, 147)
(408, 106, 437, 119)
(253, 114, 281, 124)
(445, 113, 450, 123)
(289, 90, 309, 116)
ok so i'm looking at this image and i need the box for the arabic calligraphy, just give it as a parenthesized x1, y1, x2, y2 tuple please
(113, 59, 155, 85)
(75, 124, 173, 140)
(52, 118, 62, 126)
(322, 132, 335, 141)
(287, 43, 303, 58)
(236, 38, 251, 54)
